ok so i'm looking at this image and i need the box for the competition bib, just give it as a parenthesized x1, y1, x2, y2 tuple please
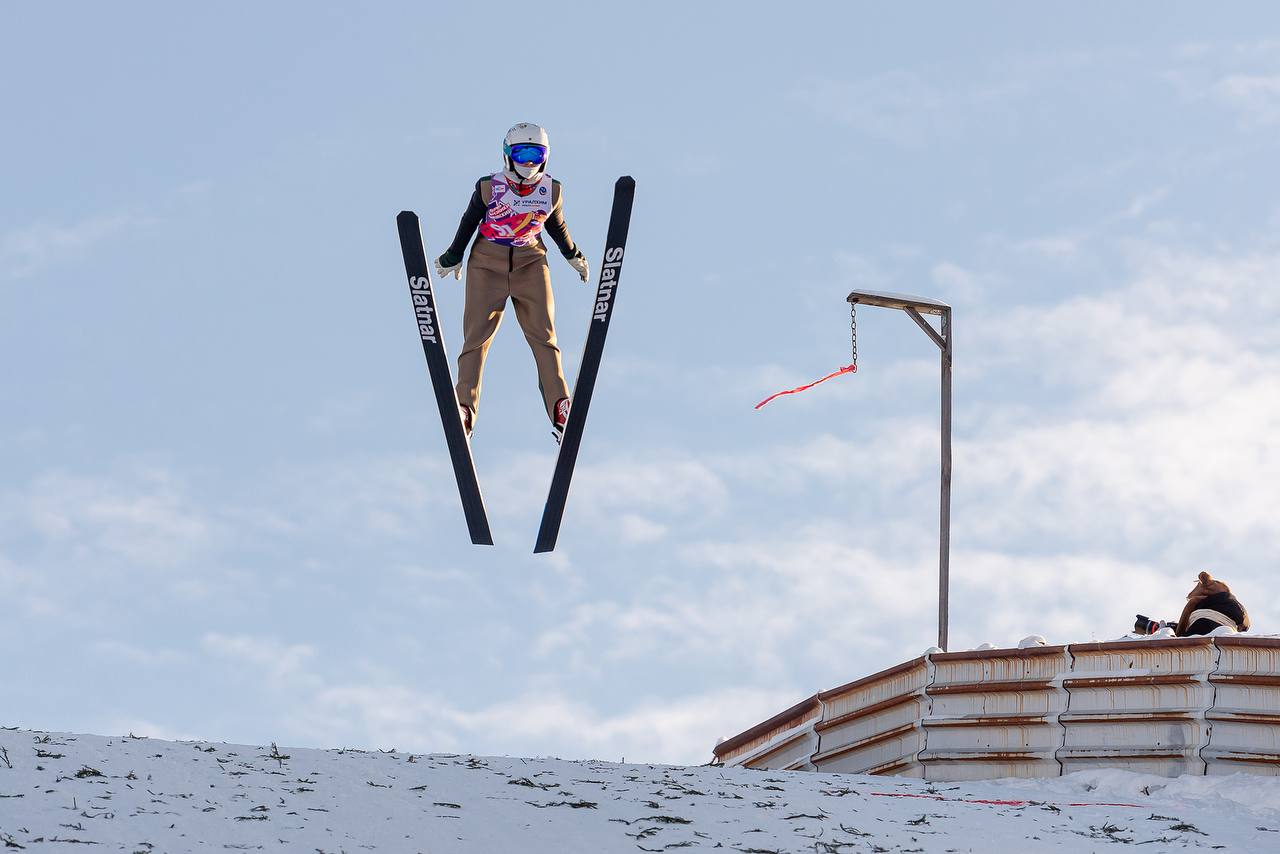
(478, 172, 553, 247)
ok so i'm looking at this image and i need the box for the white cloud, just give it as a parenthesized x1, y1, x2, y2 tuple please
(531, 523, 937, 686)
(930, 261, 985, 304)
(3, 469, 214, 567)
(795, 72, 942, 144)
(202, 633, 317, 683)
(1162, 39, 1280, 127)
(1213, 74, 1280, 124)
(91, 639, 186, 668)
(1121, 187, 1170, 219)
(712, 427, 936, 494)
(458, 687, 798, 763)
(939, 242, 1280, 569)
(834, 251, 892, 289)
(619, 513, 667, 544)
(571, 453, 729, 518)
(0, 211, 152, 278)
(949, 550, 1176, 648)
(1017, 236, 1079, 260)
(300, 678, 796, 765)
(256, 454, 453, 539)
(957, 386, 1280, 557)
(188, 629, 796, 764)
(795, 71, 1032, 145)
(0, 555, 60, 619)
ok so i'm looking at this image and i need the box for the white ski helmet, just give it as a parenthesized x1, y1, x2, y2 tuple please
(503, 122, 549, 183)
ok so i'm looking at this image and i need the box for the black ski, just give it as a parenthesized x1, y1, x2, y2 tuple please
(534, 177, 636, 553)
(396, 211, 493, 546)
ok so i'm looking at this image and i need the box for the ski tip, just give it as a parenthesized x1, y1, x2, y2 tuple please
(533, 526, 559, 553)
(534, 513, 562, 553)
(616, 176, 635, 189)
(468, 522, 494, 546)
(397, 210, 418, 223)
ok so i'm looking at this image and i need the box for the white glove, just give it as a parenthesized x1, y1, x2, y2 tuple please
(568, 253, 590, 283)
(434, 255, 462, 280)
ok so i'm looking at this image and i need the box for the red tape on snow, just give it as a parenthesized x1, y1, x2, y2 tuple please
(754, 364, 856, 410)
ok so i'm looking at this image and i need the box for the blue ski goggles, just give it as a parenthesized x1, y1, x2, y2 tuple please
(505, 143, 547, 166)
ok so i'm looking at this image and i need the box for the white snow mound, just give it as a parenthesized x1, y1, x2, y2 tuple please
(2, 728, 1279, 852)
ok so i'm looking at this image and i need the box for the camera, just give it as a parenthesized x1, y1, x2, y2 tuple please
(1134, 614, 1170, 635)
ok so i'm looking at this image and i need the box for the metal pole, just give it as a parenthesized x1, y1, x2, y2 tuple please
(850, 291, 953, 652)
(938, 308, 953, 651)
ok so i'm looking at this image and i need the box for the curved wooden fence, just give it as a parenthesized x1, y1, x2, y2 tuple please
(713, 636, 1280, 779)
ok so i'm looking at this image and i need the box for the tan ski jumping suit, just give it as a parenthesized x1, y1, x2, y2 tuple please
(440, 174, 583, 425)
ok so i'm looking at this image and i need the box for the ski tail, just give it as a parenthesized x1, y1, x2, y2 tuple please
(396, 211, 494, 546)
(534, 177, 636, 553)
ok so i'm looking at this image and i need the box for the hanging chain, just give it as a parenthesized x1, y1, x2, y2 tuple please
(849, 302, 858, 368)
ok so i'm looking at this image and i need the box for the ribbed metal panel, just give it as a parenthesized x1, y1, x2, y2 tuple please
(747, 725, 821, 771)
(1203, 637, 1280, 774)
(714, 637, 1280, 779)
(1058, 639, 1216, 776)
(919, 646, 1070, 781)
(812, 659, 930, 778)
(716, 698, 821, 770)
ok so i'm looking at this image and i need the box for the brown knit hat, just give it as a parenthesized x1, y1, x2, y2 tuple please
(1187, 571, 1231, 600)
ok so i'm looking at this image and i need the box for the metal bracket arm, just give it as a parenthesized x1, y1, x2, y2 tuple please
(904, 307, 946, 352)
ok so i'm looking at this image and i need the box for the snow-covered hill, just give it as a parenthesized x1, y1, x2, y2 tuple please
(2, 728, 1278, 852)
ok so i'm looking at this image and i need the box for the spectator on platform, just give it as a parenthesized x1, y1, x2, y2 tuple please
(1176, 571, 1250, 636)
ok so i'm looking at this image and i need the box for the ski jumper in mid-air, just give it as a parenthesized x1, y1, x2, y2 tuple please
(434, 123, 590, 441)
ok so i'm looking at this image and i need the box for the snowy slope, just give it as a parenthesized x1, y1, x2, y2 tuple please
(2, 728, 1278, 852)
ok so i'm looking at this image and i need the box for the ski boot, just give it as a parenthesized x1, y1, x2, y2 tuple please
(552, 397, 570, 444)
(459, 404, 474, 439)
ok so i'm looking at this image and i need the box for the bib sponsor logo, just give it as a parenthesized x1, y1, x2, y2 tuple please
(409, 276, 438, 343)
(593, 246, 625, 322)
(480, 172, 554, 247)
(508, 194, 544, 210)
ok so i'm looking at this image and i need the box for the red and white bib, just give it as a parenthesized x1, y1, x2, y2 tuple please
(478, 171, 553, 247)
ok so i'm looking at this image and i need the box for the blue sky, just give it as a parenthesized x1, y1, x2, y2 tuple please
(3, 3, 1279, 763)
